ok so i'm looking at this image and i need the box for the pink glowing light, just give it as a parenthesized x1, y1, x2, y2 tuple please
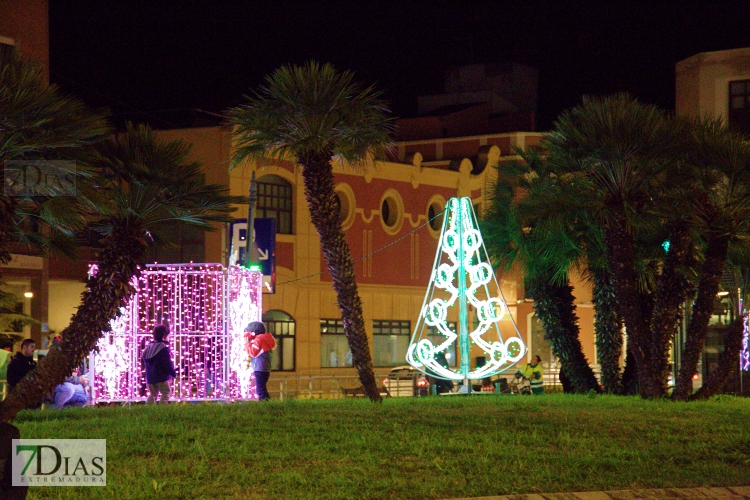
(742, 311, 749, 372)
(90, 263, 263, 402)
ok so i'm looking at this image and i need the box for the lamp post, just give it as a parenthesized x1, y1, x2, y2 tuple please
(245, 171, 258, 269)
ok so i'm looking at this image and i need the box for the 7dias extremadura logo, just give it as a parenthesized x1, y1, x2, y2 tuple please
(12, 439, 106, 487)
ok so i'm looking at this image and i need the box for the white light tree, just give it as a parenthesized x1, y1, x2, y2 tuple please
(407, 197, 526, 387)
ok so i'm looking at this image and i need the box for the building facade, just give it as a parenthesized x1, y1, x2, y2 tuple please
(152, 124, 600, 392)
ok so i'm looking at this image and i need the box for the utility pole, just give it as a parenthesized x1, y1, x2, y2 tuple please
(245, 171, 258, 269)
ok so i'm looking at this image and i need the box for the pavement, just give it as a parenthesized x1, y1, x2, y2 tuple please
(448, 486, 750, 500)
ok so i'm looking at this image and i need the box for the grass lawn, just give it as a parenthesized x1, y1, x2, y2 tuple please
(13, 394, 750, 499)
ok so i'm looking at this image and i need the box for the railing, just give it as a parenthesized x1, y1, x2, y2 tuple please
(265, 369, 395, 400)
(267, 364, 603, 400)
(268, 375, 363, 400)
(0, 365, 604, 403)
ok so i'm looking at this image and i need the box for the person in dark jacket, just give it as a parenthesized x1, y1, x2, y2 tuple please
(6, 339, 36, 389)
(142, 324, 177, 404)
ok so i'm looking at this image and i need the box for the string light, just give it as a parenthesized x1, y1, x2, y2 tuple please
(406, 197, 526, 381)
(90, 263, 262, 402)
(741, 310, 749, 372)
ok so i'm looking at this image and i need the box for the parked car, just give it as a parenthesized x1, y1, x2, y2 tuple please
(382, 366, 430, 397)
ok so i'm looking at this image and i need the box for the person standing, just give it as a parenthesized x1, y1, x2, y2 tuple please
(244, 321, 276, 401)
(6, 339, 36, 389)
(515, 354, 544, 395)
(143, 324, 177, 404)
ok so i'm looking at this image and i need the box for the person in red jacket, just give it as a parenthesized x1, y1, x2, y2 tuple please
(244, 322, 276, 401)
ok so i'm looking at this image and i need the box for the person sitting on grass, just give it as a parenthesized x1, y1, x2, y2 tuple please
(143, 324, 177, 404)
(51, 366, 89, 409)
(515, 354, 544, 395)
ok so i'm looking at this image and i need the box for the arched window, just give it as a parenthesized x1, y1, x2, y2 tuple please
(262, 310, 295, 371)
(257, 175, 293, 234)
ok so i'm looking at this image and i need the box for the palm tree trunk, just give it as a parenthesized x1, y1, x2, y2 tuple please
(673, 233, 730, 400)
(527, 275, 601, 393)
(0, 224, 145, 422)
(620, 343, 639, 395)
(299, 151, 381, 403)
(647, 219, 691, 396)
(690, 318, 744, 400)
(604, 224, 661, 397)
(592, 268, 623, 394)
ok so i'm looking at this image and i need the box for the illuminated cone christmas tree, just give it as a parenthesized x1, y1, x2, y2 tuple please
(407, 197, 526, 384)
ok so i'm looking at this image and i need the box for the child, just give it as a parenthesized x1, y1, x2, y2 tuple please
(244, 322, 276, 401)
(142, 324, 177, 404)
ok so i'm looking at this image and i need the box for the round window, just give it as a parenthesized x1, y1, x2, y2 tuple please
(428, 202, 443, 231)
(382, 197, 397, 227)
(425, 195, 447, 239)
(333, 183, 356, 230)
(379, 190, 404, 234)
(334, 193, 343, 222)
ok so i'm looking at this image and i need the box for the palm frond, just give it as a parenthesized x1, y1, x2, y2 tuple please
(228, 61, 394, 169)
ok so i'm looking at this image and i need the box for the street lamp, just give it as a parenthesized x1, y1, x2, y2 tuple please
(245, 170, 261, 272)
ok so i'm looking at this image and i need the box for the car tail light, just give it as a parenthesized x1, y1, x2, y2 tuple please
(382, 378, 388, 386)
(417, 379, 428, 387)
(692, 374, 699, 380)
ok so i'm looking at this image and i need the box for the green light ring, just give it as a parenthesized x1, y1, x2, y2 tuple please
(406, 340, 464, 380)
(424, 299, 448, 325)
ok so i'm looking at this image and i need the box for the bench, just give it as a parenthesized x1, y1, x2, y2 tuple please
(341, 386, 390, 398)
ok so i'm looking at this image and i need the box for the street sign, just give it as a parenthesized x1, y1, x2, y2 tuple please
(229, 218, 276, 293)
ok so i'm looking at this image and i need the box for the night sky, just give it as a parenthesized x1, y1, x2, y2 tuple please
(49, 1, 750, 131)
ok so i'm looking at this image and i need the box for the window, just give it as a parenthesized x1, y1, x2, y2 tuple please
(263, 310, 295, 371)
(427, 203, 443, 231)
(382, 199, 395, 226)
(333, 183, 356, 230)
(320, 319, 352, 368)
(426, 322, 458, 367)
(729, 80, 750, 135)
(148, 222, 205, 263)
(257, 175, 293, 234)
(373, 320, 411, 367)
(379, 189, 404, 234)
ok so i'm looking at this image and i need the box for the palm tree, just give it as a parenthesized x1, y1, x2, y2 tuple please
(0, 44, 110, 249)
(228, 62, 393, 402)
(0, 44, 109, 304)
(0, 123, 239, 421)
(0, 45, 109, 164)
(544, 94, 688, 398)
(586, 226, 625, 394)
(483, 150, 600, 393)
(672, 119, 750, 400)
